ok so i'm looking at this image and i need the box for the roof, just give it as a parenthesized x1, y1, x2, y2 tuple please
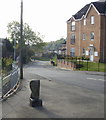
(73, 4, 90, 19)
(93, 2, 106, 14)
(67, 1, 106, 22)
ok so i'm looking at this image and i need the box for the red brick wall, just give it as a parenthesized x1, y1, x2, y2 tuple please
(57, 60, 76, 70)
(66, 5, 106, 62)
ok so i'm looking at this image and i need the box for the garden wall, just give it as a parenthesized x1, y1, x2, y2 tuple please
(57, 59, 76, 70)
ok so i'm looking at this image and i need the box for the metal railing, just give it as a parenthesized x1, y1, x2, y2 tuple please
(0, 66, 20, 100)
(57, 55, 105, 72)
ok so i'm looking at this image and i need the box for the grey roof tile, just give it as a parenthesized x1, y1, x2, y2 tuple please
(67, 1, 106, 21)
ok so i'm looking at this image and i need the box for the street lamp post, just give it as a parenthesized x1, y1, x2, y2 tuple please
(20, 0, 23, 79)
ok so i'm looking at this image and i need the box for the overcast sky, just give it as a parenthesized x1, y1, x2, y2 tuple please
(0, 0, 97, 42)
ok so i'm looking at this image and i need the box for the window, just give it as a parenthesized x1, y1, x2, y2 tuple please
(84, 19, 86, 25)
(82, 48, 86, 55)
(70, 34, 75, 44)
(71, 21, 75, 31)
(90, 32, 94, 40)
(70, 48, 75, 57)
(90, 16, 94, 24)
(82, 33, 86, 40)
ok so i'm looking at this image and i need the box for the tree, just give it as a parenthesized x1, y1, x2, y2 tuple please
(1, 38, 13, 72)
(7, 21, 20, 44)
(7, 21, 43, 45)
(44, 37, 66, 51)
(2, 38, 13, 58)
(32, 42, 47, 53)
(7, 21, 44, 63)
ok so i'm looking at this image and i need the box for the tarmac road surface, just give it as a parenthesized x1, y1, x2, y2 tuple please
(2, 61, 104, 118)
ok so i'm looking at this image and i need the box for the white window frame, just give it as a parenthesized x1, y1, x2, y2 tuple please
(90, 16, 94, 24)
(70, 48, 75, 57)
(71, 21, 75, 31)
(84, 19, 86, 26)
(82, 33, 86, 40)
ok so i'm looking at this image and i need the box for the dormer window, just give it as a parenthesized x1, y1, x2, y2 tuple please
(84, 19, 86, 26)
(90, 16, 94, 24)
(71, 21, 75, 31)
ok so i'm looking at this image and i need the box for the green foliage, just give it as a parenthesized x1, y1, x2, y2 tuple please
(5, 58, 13, 66)
(7, 21, 20, 43)
(22, 46, 35, 64)
(7, 21, 43, 45)
(45, 38, 66, 51)
(82, 56, 90, 60)
(2, 38, 13, 58)
(2, 57, 13, 72)
(32, 42, 47, 53)
(59, 56, 105, 72)
(79, 62, 105, 72)
(7, 21, 44, 64)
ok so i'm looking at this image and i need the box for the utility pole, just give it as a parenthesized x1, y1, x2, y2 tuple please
(14, 36, 16, 61)
(20, 0, 23, 79)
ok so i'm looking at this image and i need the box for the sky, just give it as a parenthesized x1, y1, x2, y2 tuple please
(0, 0, 97, 42)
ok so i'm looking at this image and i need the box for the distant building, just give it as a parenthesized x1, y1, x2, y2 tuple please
(66, 1, 106, 62)
(58, 40, 66, 56)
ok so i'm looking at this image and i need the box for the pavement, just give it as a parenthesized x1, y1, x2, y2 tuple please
(85, 71, 105, 76)
(1, 63, 104, 119)
(58, 67, 105, 76)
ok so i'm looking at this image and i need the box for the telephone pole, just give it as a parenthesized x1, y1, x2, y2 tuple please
(20, 0, 23, 79)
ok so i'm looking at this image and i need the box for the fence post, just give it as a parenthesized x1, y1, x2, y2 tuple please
(79, 57, 80, 70)
(82, 57, 83, 65)
(76, 57, 77, 65)
(72, 57, 73, 63)
(67, 56, 68, 65)
(98, 59, 100, 72)
(87, 59, 89, 71)
(64, 57, 65, 64)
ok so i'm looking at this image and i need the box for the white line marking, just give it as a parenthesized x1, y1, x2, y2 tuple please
(87, 78, 104, 81)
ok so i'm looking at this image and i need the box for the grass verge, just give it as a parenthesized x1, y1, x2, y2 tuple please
(77, 61, 105, 72)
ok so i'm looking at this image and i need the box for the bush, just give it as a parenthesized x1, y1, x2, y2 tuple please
(2, 57, 13, 72)
(22, 46, 35, 64)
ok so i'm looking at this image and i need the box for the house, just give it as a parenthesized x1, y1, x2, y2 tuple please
(66, 1, 106, 62)
(58, 40, 66, 56)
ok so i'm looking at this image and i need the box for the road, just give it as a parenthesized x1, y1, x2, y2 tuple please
(24, 60, 104, 93)
(2, 60, 104, 118)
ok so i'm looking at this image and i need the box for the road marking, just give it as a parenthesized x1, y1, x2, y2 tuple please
(87, 78, 104, 81)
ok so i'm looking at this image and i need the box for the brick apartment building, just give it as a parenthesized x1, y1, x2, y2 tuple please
(66, 1, 106, 62)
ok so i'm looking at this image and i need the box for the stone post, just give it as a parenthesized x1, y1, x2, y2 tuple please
(30, 80, 42, 107)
